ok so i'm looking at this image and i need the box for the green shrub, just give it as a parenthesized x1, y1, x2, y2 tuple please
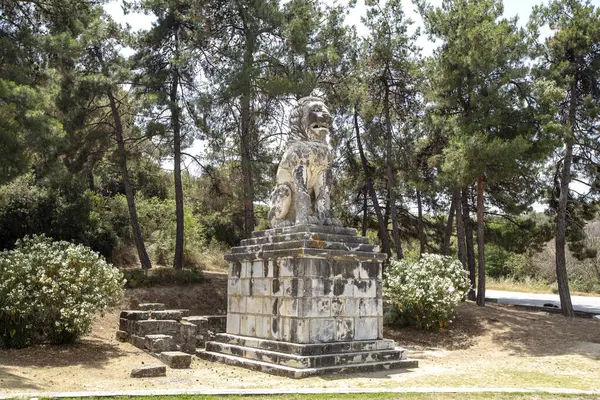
(0, 235, 124, 348)
(485, 244, 535, 279)
(384, 254, 470, 331)
(0, 174, 118, 258)
(122, 267, 205, 289)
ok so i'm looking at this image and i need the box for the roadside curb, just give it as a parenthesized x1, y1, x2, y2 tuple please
(485, 297, 599, 318)
(3, 387, 600, 399)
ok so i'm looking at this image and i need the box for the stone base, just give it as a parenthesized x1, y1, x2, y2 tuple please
(197, 333, 417, 378)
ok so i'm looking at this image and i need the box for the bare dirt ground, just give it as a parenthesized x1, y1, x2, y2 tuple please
(1, 272, 599, 395)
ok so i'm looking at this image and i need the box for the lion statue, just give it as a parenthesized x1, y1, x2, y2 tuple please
(268, 96, 342, 228)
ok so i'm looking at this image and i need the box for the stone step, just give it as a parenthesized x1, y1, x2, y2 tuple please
(226, 247, 387, 262)
(240, 232, 370, 247)
(182, 315, 227, 328)
(138, 303, 166, 311)
(204, 341, 406, 369)
(145, 334, 176, 353)
(213, 333, 395, 356)
(231, 240, 375, 254)
(251, 224, 358, 239)
(120, 310, 150, 320)
(150, 310, 185, 320)
(196, 349, 418, 379)
(133, 320, 181, 336)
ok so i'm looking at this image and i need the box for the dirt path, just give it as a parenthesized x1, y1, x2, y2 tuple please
(1, 274, 599, 395)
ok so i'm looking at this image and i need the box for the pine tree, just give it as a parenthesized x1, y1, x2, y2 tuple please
(131, 0, 204, 268)
(419, 0, 543, 305)
(530, 0, 600, 317)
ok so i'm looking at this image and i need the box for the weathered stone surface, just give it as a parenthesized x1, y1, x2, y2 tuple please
(115, 330, 129, 342)
(175, 320, 198, 354)
(159, 351, 192, 369)
(130, 365, 166, 378)
(204, 199, 416, 377)
(204, 341, 407, 369)
(213, 333, 395, 356)
(197, 350, 417, 379)
(172, 309, 191, 317)
(138, 303, 165, 311)
(129, 334, 146, 350)
(120, 310, 150, 320)
(134, 320, 180, 336)
(150, 310, 184, 320)
(145, 334, 175, 353)
(119, 318, 132, 332)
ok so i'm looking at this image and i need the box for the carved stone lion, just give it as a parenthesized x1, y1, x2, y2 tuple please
(268, 97, 342, 228)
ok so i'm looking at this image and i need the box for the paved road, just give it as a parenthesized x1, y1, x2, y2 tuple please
(486, 289, 600, 315)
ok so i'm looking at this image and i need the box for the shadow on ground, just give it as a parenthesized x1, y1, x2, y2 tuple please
(384, 301, 488, 351)
(489, 304, 600, 359)
(384, 301, 600, 360)
(0, 367, 41, 390)
(0, 338, 127, 369)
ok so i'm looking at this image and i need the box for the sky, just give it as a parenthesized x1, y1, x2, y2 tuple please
(103, 0, 581, 54)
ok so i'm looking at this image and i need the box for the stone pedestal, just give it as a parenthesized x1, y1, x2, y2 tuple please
(197, 225, 417, 378)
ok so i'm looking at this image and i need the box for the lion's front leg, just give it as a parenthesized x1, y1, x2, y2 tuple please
(315, 169, 342, 226)
(293, 165, 312, 225)
(268, 183, 293, 228)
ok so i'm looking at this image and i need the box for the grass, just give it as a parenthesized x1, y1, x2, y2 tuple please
(51, 393, 600, 400)
(487, 276, 556, 294)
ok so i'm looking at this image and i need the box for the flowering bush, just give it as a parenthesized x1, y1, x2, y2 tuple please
(0, 235, 125, 347)
(384, 253, 470, 331)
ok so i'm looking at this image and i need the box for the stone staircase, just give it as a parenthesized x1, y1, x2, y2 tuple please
(116, 302, 226, 368)
(197, 333, 417, 378)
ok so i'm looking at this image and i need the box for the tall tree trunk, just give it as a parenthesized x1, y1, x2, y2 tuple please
(417, 189, 425, 257)
(240, 93, 254, 237)
(240, 29, 256, 238)
(455, 189, 467, 266)
(555, 81, 576, 318)
(354, 107, 390, 257)
(443, 190, 458, 256)
(170, 61, 184, 270)
(476, 175, 486, 306)
(362, 185, 368, 237)
(462, 187, 477, 301)
(384, 84, 403, 260)
(107, 90, 152, 270)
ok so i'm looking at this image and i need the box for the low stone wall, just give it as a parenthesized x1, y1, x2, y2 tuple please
(116, 303, 226, 354)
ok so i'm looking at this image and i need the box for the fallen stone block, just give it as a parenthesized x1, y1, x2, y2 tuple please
(145, 334, 175, 353)
(159, 351, 192, 369)
(138, 303, 166, 311)
(115, 330, 129, 342)
(120, 310, 150, 320)
(130, 365, 166, 378)
(176, 320, 198, 354)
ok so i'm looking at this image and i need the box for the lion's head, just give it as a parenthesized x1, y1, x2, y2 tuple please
(289, 96, 332, 143)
